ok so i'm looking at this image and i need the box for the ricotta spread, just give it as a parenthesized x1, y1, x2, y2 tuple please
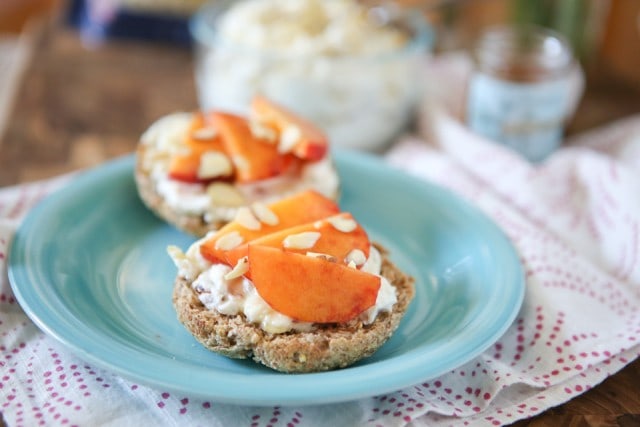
(168, 241, 397, 334)
(192, 0, 428, 151)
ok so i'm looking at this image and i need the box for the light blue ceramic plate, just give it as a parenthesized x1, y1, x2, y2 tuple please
(9, 150, 524, 406)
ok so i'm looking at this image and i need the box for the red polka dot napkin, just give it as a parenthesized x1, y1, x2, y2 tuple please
(1, 114, 640, 426)
(384, 111, 640, 425)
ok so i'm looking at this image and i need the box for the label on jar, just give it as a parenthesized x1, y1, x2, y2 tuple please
(466, 73, 573, 162)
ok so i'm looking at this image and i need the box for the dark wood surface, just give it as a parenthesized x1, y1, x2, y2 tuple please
(1, 24, 640, 427)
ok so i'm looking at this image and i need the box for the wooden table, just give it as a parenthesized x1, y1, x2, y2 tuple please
(1, 23, 640, 427)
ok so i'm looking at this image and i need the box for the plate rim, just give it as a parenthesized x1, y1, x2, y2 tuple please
(8, 150, 525, 406)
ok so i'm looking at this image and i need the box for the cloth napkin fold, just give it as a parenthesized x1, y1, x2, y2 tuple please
(2, 110, 640, 426)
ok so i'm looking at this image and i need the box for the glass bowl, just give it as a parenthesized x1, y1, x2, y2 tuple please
(189, 0, 433, 152)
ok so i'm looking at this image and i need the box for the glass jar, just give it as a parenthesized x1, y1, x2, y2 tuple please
(466, 25, 582, 162)
(189, 0, 433, 152)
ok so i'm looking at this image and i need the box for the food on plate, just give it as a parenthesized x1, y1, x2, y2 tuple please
(168, 191, 415, 373)
(135, 96, 339, 236)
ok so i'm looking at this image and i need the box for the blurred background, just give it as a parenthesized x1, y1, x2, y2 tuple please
(3, 0, 638, 75)
(1, 0, 640, 182)
(3, 0, 637, 87)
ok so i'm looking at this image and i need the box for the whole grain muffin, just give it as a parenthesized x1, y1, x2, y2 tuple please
(172, 244, 414, 373)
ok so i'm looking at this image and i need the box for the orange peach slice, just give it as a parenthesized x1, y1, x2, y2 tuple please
(251, 95, 328, 161)
(168, 152, 203, 183)
(248, 245, 380, 323)
(224, 213, 370, 269)
(212, 112, 294, 184)
(185, 112, 225, 152)
(168, 113, 228, 183)
(200, 190, 340, 264)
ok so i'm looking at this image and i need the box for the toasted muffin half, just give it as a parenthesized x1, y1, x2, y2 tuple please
(135, 112, 340, 237)
(172, 244, 414, 373)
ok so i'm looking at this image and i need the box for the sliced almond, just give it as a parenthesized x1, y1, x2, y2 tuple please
(328, 216, 358, 233)
(214, 231, 244, 251)
(166, 245, 185, 262)
(235, 207, 261, 230)
(345, 248, 367, 266)
(232, 154, 250, 171)
(192, 126, 217, 140)
(249, 120, 277, 143)
(251, 202, 279, 226)
(207, 182, 246, 207)
(278, 125, 301, 154)
(306, 251, 337, 262)
(198, 151, 233, 179)
(283, 231, 321, 250)
(224, 256, 249, 280)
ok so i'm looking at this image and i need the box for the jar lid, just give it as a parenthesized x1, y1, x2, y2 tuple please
(474, 25, 574, 81)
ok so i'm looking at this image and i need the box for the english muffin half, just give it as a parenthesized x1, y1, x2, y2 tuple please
(168, 188, 415, 372)
(135, 97, 340, 236)
(172, 243, 413, 373)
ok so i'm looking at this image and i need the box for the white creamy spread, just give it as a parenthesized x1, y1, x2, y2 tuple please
(194, 0, 424, 151)
(169, 241, 397, 334)
(141, 112, 340, 223)
(216, 0, 408, 56)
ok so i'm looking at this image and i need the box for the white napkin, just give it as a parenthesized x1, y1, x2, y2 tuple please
(2, 69, 640, 427)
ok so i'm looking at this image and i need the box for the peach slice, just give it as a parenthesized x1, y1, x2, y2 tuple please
(168, 113, 228, 183)
(168, 152, 203, 183)
(251, 95, 328, 161)
(185, 112, 225, 152)
(224, 213, 370, 269)
(168, 149, 233, 183)
(248, 245, 380, 323)
(200, 190, 340, 264)
(212, 112, 294, 183)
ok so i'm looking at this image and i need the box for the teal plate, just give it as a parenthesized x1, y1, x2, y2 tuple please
(9, 150, 525, 406)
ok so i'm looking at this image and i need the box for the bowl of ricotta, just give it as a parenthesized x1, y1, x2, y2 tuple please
(190, 0, 433, 152)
